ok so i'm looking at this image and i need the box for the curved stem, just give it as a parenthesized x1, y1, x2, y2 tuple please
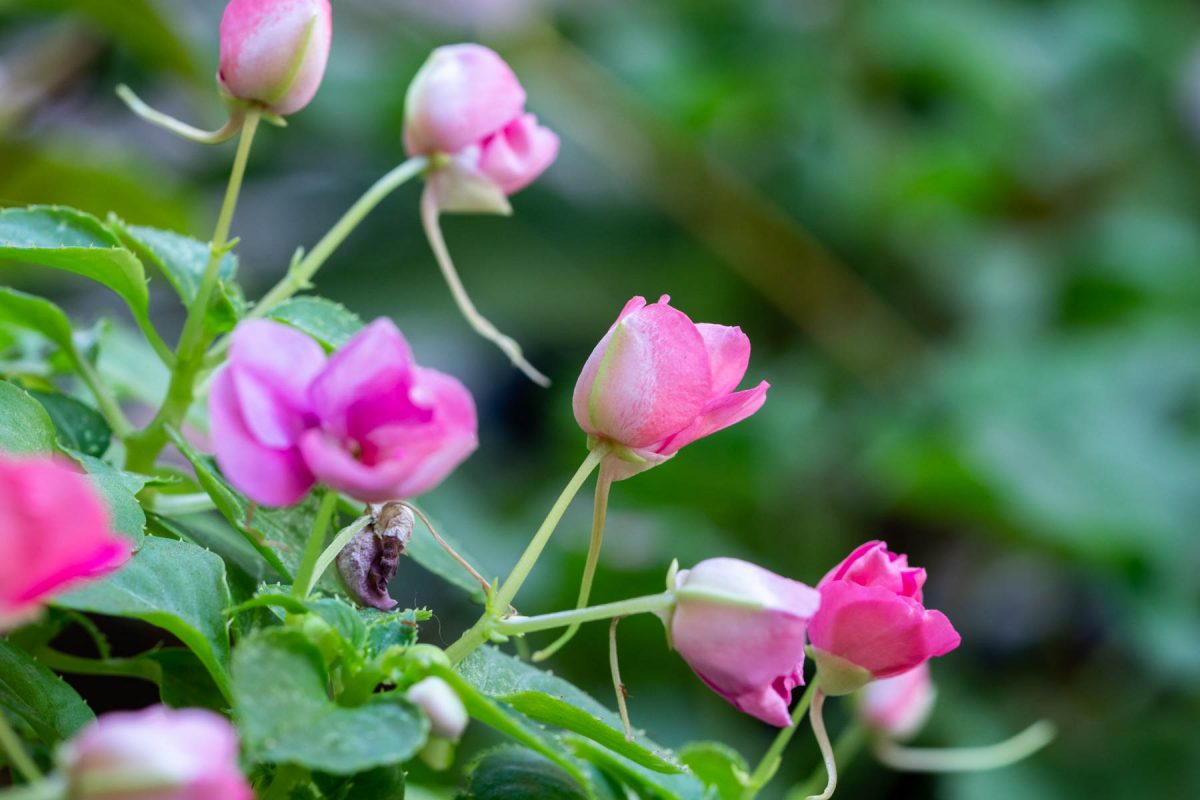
(117, 85, 244, 144)
(419, 187, 550, 387)
(75, 354, 132, 438)
(790, 723, 864, 800)
(246, 157, 428, 323)
(495, 592, 675, 636)
(740, 682, 819, 800)
(34, 648, 159, 683)
(609, 616, 633, 741)
(534, 463, 613, 661)
(144, 492, 217, 515)
(124, 110, 261, 473)
(292, 490, 339, 599)
(872, 720, 1056, 773)
(806, 691, 837, 800)
(0, 711, 41, 784)
(402, 503, 493, 598)
(308, 515, 371, 594)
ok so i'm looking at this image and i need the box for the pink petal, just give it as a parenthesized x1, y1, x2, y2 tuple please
(228, 319, 326, 408)
(477, 113, 560, 195)
(299, 428, 411, 503)
(656, 380, 769, 456)
(695, 323, 750, 399)
(309, 319, 415, 438)
(219, 0, 332, 115)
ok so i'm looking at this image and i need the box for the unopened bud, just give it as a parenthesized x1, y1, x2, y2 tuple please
(218, 0, 332, 115)
(407, 677, 468, 741)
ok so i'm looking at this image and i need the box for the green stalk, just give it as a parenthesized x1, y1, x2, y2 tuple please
(124, 109, 261, 473)
(533, 463, 614, 661)
(0, 711, 41, 784)
(292, 490, 339, 599)
(789, 723, 865, 799)
(740, 682, 820, 800)
(495, 592, 676, 636)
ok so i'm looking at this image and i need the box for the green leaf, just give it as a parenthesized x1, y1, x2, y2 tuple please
(268, 296, 365, 350)
(678, 743, 750, 800)
(313, 765, 406, 800)
(141, 649, 228, 712)
(464, 747, 590, 800)
(361, 607, 426, 659)
(0, 379, 57, 453)
(52, 537, 233, 701)
(306, 597, 368, 653)
(457, 648, 689, 779)
(406, 507, 489, 604)
(31, 390, 111, 457)
(0, 286, 81, 365)
(0, 639, 94, 745)
(111, 220, 244, 334)
(233, 628, 429, 774)
(0, 206, 151, 332)
(64, 451, 149, 545)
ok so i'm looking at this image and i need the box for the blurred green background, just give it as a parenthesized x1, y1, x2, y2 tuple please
(2, 0, 1199, 797)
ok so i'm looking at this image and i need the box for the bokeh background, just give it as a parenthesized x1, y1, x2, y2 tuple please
(3, 1, 1200, 797)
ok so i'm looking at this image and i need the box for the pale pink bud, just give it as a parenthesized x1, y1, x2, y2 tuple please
(670, 558, 820, 727)
(808, 542, 960, 695)
(572, 296, 769, 479)
(62, 706, 253, 800)
(0, 455, 130, 630)
(218, 0, 332, 116)
(857, 664, 936, 740)
(407, 677, 468, 740)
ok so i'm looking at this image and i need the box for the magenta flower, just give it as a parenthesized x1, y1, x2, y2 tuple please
(0, 455, 130, 630)
(210, 319, 478, 506)
(218, 0, 332, 116)
(857, 664, 936, 740)
(404, 44, 559, 213)
(670, 558, 821, 727)
(807, 542, 960, 695)
(62, 706, 252, 800)
(573, 296, 769, 479)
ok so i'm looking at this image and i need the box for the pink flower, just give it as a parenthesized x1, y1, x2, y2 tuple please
(218, 0, 332, 116)
(0, 455, 130, 630)
(404, 44, 559, 213)
(210, 319, 478, 506)
(807, 542, 960, 695)
(857, 664, 936, 740)
(670, 558, 821, 727)
(572, 296, 769, 479)
(63, 706, 252, 800)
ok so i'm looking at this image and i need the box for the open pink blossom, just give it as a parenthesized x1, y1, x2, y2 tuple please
(808, 542, 960, 695)
(573, 295, 769, 479)
(211, 319, 478, 506)
(857, 664, 936, 740)
(404, 44, 558, 213)
(670, 558, 820, 727)
(63, 706, 252, 800)
(0, 455, 130, 630)
(218, 0, 332, 115)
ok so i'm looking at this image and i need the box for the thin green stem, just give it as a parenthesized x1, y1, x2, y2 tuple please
(806, 691, 837, 800)
(403, 502, 493, 598)
(496, 592, 676, 636)
(246, 156, 427, 323)
(34, 648, 160, 683)
(308, 515, 371, 593)
(292, 490, 339, 599)
(419, 187, 549, 386)
(609, 616, 633, 741)
(789, 723, 864, 800)
(75, 356, 132, 438)
(740, 682, 819, 800)
(0, 711, 42, 784)
(117, 84, 243, 144)
(534, 463, 613, 661)
(872, 720, 1056, 773)
(124, 109, 261, 473)
(143, 492, 217, 515)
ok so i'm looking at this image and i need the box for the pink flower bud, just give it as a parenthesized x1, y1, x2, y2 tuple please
(573, 296, 769, 479)
(218, 0, 332, 115)
(0, 455, 130, 630)
(404, 44, 559, 211)
(807, 542, 960, 695)
(63, 706, 252, 800)
(857, 664, 936, 740)
(211, 319, 479, 506)
(407, 677, 468, 740)
(670, 558, 820, 727)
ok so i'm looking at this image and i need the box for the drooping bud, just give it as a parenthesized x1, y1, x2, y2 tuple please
(336, 502, 414, 611)
(218, 0, 333, 116)
(407, 677, 469, 740)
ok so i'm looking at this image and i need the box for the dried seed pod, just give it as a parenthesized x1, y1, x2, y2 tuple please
(336, 503, 414, 611)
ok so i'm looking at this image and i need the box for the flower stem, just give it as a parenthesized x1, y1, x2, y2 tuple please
(75, 354, 132, 438)
(402, 502, 493, 598)
(124, 109, 261, 473)
(806, 691, 837, 800)
(246, 156, 427, 323)
(116, 84, 244, 144)
(609, 616, 633, 741)
(740, 682, 819, 800)
(789, 723, 864, 800)
(419, 187, 549, 386)
(292, 490, 339, 599)
(534, 463, 613, 661)
(871, 720, 1056, 773)
(496, 592, 676, 636)
(0, 711, 42, 784)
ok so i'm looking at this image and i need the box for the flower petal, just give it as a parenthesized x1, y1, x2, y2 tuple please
(695, 323, 750, 399)
(656, 381, 768, 456)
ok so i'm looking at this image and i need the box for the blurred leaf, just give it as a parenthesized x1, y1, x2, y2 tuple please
(0, 379, 56, 453)
(306, 596, 368, 653)
(53, 536, 233, 701)
(360, 607, 425, 659)
(463, 747, 590, 800)
(30, 390, 110, 457)
(70, 451, 146, 544)
(233, 628, 428, 774)
(313, 765, 406, 800)
(269, 296, 365, 350)
(0, 286, 82, 364)
(407, 507, 489, 604)
(678, 742, 749, 800)
(140, 648, 227, 712)
(0, 639, 94, 746)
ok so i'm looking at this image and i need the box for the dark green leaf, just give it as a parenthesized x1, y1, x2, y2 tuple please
(678, 742, 749, 800)
(53, 537, 233, 701)
(0, 379, 57, 453)
(0, 640, 94, 745)
(361, 607, 425, 659)
(140, 649, 228, 712)
(31, 390, 111, 457)
(269, 296, 365, 350)
(0, 286, 80, 366)
(314, 764, 406, 800)
(463, 747, 589, 800)
(233, 628, 429, 774)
